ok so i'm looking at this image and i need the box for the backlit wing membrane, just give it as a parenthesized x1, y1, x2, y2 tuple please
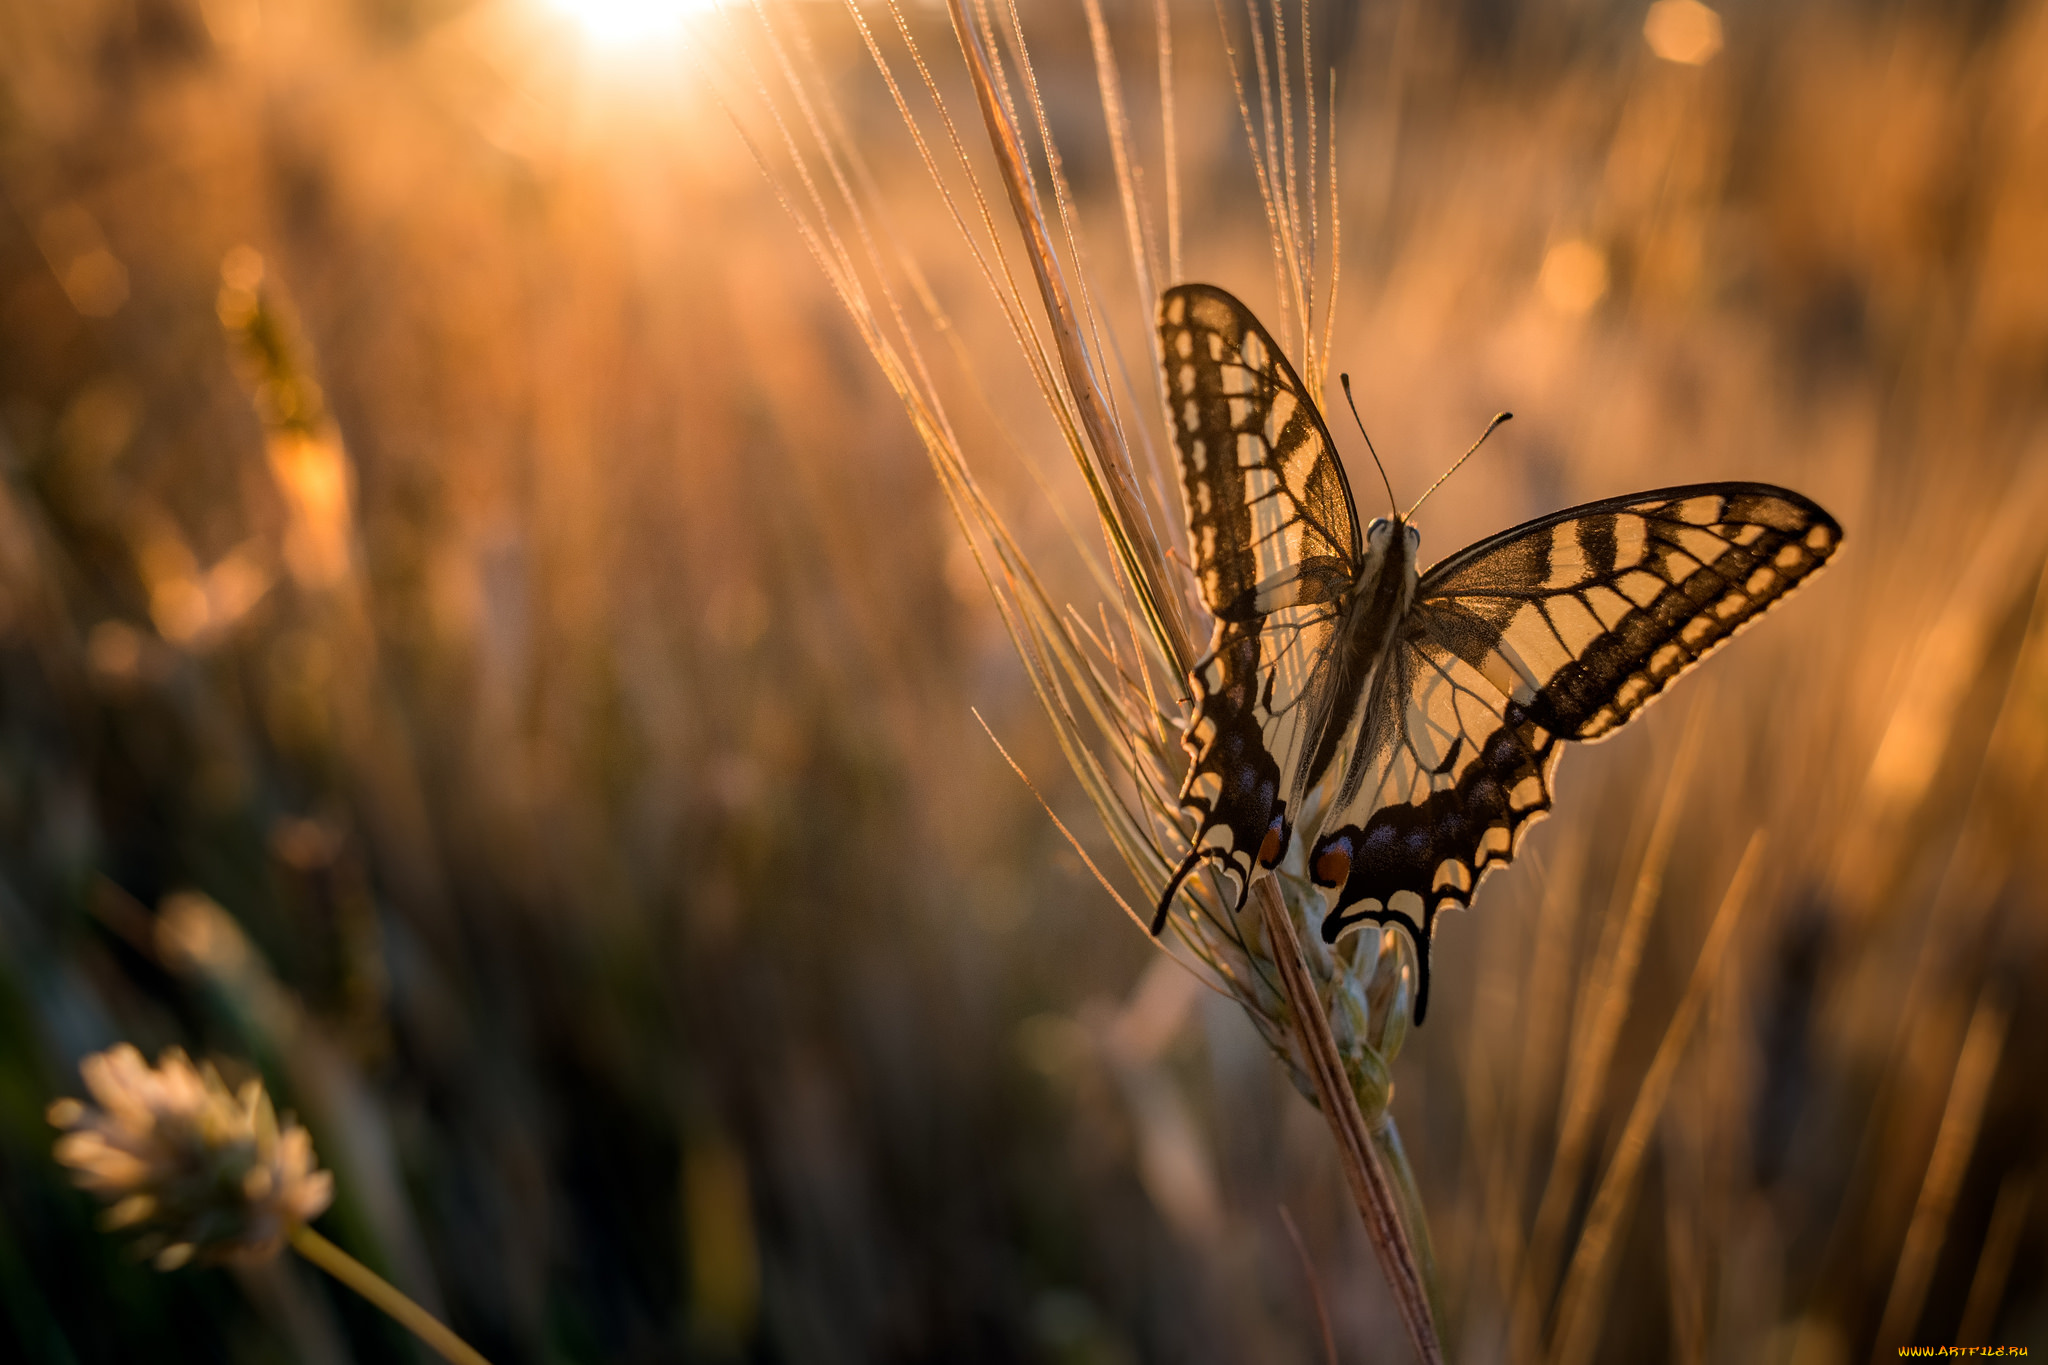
(1411, 484, 1842, 740)
(1153, 285, 1361, 925)
(1309, 485, 1841, 1020)
(1159, 285, 1360, 620)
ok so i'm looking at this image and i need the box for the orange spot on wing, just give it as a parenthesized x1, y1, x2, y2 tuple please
(1313, 846, 1351, 887)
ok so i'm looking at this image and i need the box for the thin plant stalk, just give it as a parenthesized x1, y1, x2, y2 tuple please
(1152, 0, 1181, 285)
(289, 1224, 493, 1365)
(945, 0, 1197, 676)
(1254, 876, 1444, 1365)
(1081, 0, 1161, 372)
(938, 4, 1442, 1355)
(1958, 1172, 2035, 1346)
(1546, 830, 1767, 1365)
(1872, 986, 2011, 1353)
(1279, 1203, 1339, 1365)
(720, 12, 1204, 937)
(1518, 703, 1705, 1340)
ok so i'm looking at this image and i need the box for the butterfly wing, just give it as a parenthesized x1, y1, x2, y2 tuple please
(1308, 483, 1842, 1019)
(1153, 285, 1363, 928)
(1161, 284, 1362, 620)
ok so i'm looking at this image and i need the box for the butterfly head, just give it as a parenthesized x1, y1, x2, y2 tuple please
(1363, 516, 1423, 580)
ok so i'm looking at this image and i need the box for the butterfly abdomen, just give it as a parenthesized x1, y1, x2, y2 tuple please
(1301, 519, 1419, 799)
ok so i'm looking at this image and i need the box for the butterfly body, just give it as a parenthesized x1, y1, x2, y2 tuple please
(1304, 516, 1420, 799)
(1152, 284, 1841, 1021)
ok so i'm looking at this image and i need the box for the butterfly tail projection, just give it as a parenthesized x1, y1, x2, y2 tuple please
(1309, 691, 1564, 1024)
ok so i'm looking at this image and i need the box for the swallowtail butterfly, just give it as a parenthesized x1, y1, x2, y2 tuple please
(1152, 284, 1841, 1021)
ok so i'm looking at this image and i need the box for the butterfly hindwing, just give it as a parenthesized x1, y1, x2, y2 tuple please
(1310, 486, 1842, 1020)
(1305, 630, 1562, 1022)
(1154, 285, 1360, 924)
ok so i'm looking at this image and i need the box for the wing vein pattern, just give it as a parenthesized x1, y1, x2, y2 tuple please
(1152, 284, 1361, 924)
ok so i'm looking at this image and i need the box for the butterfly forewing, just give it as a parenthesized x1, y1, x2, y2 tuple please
(1160, 285, 1360, 619)
(1153, 285, 1361, 923)
(1413, 485, 1843, 739)
(1309, 486, 1842, 1019)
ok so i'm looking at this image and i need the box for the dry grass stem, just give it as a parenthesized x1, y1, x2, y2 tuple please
(1279, 1203, 1339, 1365)
(1874, 986, 2012, 1352)
(1256, 876, 1442, 1365)
(1957, 1172, 2035, 1346)
(946, 0, 1195, 675)
(1547, 830, 1767, 1365)
(1518, 705, 1705, 1335)
(1152, 0, 1182, 284)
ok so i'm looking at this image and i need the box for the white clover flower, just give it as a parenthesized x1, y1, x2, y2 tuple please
(48, 1044, 333, 1269)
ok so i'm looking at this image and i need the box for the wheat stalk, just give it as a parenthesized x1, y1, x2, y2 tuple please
(716, 1, 1445, 1357)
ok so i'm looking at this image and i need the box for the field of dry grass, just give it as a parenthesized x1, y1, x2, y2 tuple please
(0, 0, 2044, 1361)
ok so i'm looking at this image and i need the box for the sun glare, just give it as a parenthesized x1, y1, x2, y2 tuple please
(539, 0, 713, 48)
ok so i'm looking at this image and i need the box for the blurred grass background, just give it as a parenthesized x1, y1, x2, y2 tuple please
(1, 0, 2045, 1361)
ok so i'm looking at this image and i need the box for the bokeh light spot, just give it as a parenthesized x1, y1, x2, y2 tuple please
(1644, 0, 1724, 65)
(1539, 239, 1610, 315)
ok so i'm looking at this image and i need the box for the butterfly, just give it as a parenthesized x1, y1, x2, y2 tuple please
(1151, 284, 1841, 1022)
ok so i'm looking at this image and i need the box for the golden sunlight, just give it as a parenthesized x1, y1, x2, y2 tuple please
(537, 0, 714, 48)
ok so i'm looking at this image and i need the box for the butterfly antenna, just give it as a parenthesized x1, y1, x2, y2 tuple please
(1405, 411, 1513, 522)
(1339, 373, 1399, 519)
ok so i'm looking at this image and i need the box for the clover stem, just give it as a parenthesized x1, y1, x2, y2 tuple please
(288, 1223, 493, 1365)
